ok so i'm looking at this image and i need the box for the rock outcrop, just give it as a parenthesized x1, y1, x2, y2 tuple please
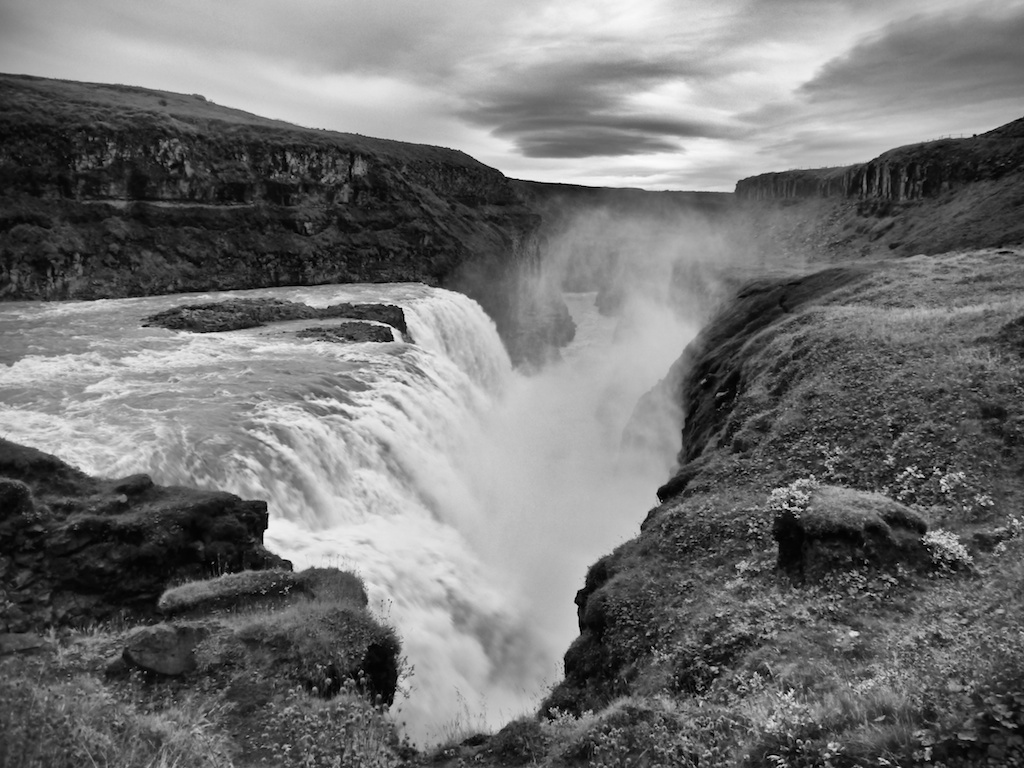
(0, 438, 288, 632)
(773, 485, 930, 581)
(735, 116, 1024, 203)
(123, 622, 210, 676)
(733, 116, 1024, 260)
(142, 296, 408, 337)
(122, 568, 400, 706)
(295, 323, 396, 343)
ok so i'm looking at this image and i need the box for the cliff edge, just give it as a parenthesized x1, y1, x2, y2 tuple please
(733, 115, 1024, 261)
(0, 73, 566, 361)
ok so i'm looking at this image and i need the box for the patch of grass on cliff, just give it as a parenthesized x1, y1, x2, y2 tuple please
(159, 566, 366, 616)
(0, 661, 232, 768)
(159, 567, 403, 708)
(0, 566, 409, 768)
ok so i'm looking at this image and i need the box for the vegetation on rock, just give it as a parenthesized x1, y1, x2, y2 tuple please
(0, 566, 407, 768)
(0, 439, 288, 632)
(535, 247, 1024, 767)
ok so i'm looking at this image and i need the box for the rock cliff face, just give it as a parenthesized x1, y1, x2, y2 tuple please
(0, 74, 561, 360)
(0, 438, 288, 632)
(732, 116, 1024, 260)
(735, 116, 1024, 203)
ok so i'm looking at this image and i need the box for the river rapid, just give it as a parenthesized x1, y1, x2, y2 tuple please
(0, 282, 696, 743)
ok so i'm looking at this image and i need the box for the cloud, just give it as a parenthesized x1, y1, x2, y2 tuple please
(461, 54, 744, 158)
(800, 4, 1024, 110)
(512, 130, 680, 159)
(0, 0, 530, 84)
(721, 2, 1024, 177)
(1, 0, 1022, 190)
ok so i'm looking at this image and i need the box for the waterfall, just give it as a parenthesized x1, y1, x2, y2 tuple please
(0, 281, 696, 744)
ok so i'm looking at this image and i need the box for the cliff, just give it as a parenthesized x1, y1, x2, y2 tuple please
(735, 116, 1024, 202)
(504, 116, 1024, 767)
(0, 438, 288, 632)
(730, 116, 1024, 263)
(0, 73, 562, 361)
(536, 247, 1024, 766)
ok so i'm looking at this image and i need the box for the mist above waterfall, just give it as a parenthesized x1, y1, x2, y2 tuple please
(0, 204, 746, 744)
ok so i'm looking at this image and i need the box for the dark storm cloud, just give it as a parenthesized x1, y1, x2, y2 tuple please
(801, 5, 1024, 109)
(463, 55, 744, 158)
(514, 129, 681, 159)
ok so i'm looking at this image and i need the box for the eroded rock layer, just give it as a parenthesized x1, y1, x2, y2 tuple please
(0, 438, 288, 632)
(0, 74, 570, 361)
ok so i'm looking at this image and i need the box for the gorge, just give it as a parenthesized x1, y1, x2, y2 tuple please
(2, 73, 1024, 767)
(0, 276, 702, 744)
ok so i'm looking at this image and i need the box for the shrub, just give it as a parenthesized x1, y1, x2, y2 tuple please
(922, 529, 973, 571)
(767, 478, 820, 518)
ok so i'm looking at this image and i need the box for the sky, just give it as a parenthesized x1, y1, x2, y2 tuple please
(1, 0, 1022, 191)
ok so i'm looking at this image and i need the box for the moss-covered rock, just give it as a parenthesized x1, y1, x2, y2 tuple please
(773, 484, 930, 581)
(0, 438, 289, 632)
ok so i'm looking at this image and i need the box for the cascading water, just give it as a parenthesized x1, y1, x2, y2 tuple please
(0, 281, 697, 743)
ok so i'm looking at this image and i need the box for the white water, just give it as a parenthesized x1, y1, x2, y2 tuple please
(0, 282, 696, 743)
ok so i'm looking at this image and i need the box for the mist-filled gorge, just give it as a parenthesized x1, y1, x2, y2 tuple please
(3, 36, 1023, 766)
(0, 206, 736, 744)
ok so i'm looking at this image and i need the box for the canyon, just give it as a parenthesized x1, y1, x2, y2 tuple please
(2, 73, 1024, 767)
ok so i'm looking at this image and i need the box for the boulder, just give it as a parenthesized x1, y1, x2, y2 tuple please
(123, 622, 209, 675)
(159, 577, 401, 706)
(773, 484, 930, 581)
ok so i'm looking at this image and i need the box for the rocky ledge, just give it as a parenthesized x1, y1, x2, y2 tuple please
(0, 438, 289, 632)
(142, 296, 408, 339)
(735, 116, 1024, 203)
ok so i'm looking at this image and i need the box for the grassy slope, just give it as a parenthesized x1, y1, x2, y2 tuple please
(0, 568, 408, 768)
(0, 72, 484, 167)
(737, 117, 1024, 265)
(422, 248, 1024, 768)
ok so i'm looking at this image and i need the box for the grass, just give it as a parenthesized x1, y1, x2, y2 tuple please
(515, 247, 1024, 767)
(0, 73, 480, 166)
(0, 566, 408, 768)
(0, 664, 233, 768)
(158, 566, 367, 616)
(420, 248, 1024, 767)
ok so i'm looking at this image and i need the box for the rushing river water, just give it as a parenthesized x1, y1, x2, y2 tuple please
(0, 282, 696, 743)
